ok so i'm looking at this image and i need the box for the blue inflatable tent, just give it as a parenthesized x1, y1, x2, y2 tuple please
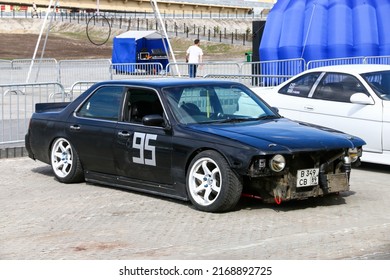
(112, 30, 169, 73)
(260, 0, 390, 62)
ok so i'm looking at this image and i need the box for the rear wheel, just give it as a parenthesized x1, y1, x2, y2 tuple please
(50, 138, 84, 183)
(186, 150, 242, 212)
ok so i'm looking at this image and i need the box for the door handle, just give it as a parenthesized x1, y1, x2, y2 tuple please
(303, 105, 314, 111)
(118, 131, 131, 137)
(70, 125, 80, 130)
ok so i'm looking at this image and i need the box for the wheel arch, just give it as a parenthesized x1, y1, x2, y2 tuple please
(184, 147, 243, 181)
(184, 148, 244, 212)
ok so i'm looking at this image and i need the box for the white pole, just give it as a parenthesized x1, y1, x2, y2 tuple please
(26, 0, 55, 83)
(150, 0, 180, 76)
(35, 0, 59, 82)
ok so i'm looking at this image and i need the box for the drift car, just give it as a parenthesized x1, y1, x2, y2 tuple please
(25, 79, 365, 212)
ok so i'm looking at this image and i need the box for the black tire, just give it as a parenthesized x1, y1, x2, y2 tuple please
(186, 150, 242, 212)
(50, 138, 84, 183)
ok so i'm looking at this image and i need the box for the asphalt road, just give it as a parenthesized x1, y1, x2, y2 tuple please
(1, 157, 390, 260)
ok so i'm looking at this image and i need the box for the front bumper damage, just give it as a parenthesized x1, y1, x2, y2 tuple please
(246, 150, 355, 204)
(264, 171, 349, 204)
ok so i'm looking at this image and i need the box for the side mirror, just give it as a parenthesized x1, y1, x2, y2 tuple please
(350, 93, 374, 105)
(142, 114, 165, 127)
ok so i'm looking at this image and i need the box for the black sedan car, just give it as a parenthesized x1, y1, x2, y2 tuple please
(25, 79, 365, 212)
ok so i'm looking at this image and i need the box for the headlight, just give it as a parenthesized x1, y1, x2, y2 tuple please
(348, 148, 360, 163)
(269, 154, 286, 172)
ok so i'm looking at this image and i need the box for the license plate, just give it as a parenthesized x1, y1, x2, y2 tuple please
(297, 168, 319, 187)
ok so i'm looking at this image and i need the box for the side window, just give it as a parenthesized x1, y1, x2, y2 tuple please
(313, 73, 367, 103)
(126, 88, 163, 124)
(279, 73, 321, 97)
(77, 86, 124, 121)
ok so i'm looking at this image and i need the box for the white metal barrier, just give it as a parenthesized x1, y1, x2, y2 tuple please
(0, 82, 66, 146)
(250, 58, 306, 86)
(10, 59, 58, 84)
(68, 81, 97, 100)
(202, 74, 260, 86)
(166, 61, 241, 78)
(203, 74, 292, 87)
(364, 55, 390, 65)
(1, 55, 390, 88)
(110, 63, 165, 80)
(58, 59, 111, 89)
(306, 56, 366, 69)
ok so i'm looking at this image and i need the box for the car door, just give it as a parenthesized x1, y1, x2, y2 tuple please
(67, 85, 125, 175)
(383, 100, 390, 153)
(114, 87, 173, 185)
(303, 72, 383, 154)
(362, 71, 390, 159)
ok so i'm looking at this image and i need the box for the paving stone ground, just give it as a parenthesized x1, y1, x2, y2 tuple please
(1, 157, 390, 260)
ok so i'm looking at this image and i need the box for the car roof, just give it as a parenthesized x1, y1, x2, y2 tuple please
(92, 78, 244, 88)
(307, 64, 390, 75)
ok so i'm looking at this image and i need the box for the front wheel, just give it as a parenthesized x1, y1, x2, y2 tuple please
(50, 138, 84, 183)
(186, 150, 242, 212)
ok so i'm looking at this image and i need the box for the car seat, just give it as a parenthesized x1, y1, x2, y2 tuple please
(180, 102, 201, 115)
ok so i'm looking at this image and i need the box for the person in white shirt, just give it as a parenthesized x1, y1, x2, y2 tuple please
(186, 39, 203, 78)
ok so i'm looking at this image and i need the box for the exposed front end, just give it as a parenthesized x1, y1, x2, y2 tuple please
(246, 147, 362, 203)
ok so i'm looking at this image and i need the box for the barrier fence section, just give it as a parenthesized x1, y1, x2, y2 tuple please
(3, 55, 390, 148)
(255, 58, 306, 86)
(202, 59, 304, 87)
(306, 57, 366, 69)
(110, 62, 165, 80)
(68, 81, 97, 100)
(11, 59, 59, 84)
(2, 55, 390, 88)
(0, 82, 65, 146)
(165, 61, 241, 78)
(58, 59, 112, 89)
(202, 74, 262, 87)
(364, 55, 390, 65)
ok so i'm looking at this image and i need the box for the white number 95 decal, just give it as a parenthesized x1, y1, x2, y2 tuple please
(132, 132, 157, 166)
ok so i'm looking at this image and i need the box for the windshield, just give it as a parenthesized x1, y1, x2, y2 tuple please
(361, 70, 390, 100)
(163, 84, 278, 124)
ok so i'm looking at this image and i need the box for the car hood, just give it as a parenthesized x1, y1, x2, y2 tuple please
(188, 118, 365, 153)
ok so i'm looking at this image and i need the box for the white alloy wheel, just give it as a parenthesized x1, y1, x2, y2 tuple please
(186, 150, 242, 212)
(188, 157, 222, 206)
(50, 138, 84, 183)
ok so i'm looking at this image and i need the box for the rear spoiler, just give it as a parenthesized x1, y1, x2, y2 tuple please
(35, 102, 70, 113)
